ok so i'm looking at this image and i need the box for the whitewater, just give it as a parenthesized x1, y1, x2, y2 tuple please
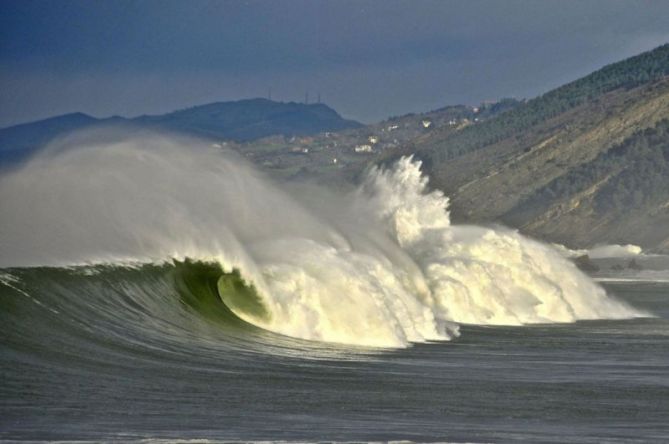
(0, 130, 644, 347)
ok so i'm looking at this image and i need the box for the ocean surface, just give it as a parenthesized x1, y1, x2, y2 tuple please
(1, 264, 668, 443)
(1, 135, 667, 443)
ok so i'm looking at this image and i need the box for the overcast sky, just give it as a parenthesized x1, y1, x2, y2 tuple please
(1, 0, 668, 128)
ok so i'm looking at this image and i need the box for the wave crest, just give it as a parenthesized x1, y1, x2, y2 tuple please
(0, 132, 646, 347)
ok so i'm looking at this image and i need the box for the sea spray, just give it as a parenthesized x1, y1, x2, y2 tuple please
(357, 157, 639, 325)
(0, 131, 645, 347)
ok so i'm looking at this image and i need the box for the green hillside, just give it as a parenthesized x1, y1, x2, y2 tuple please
(405, 43, 669, 251)
(423, 43, 669, 162)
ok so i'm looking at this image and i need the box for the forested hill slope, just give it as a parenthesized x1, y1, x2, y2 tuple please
(410, 43, 669, 251)
(418, 43, 669, 164)
(506, 119, 669, 250)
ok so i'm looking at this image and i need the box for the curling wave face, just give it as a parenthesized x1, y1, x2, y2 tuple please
(0, 131, 646, 347)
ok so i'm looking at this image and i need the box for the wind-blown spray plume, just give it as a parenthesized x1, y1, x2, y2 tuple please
(0, 131, 645, 347)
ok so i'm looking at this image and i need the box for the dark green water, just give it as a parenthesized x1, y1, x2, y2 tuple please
(1, 263, 668, 443)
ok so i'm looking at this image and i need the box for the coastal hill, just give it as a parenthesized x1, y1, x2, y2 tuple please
(133, 98, 361, 142)
(0, 98, 361, 162)
(399, 44, 669, 251)
(239, 43, 669, 251)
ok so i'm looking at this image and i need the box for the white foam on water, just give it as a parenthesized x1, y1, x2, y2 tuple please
(0, 131, 646, 347)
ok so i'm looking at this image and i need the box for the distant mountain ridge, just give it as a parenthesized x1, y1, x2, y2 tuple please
(134, 98, 361, 142)
(0, 112, 99, 162)
(0, 98, 361, 162)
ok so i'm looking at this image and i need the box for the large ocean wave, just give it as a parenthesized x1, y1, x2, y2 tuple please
(0, 131, 646, 347)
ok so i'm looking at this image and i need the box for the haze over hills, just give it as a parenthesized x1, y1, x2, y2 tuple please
(0, 98, 361, 162)
(2, 44, 668, 251)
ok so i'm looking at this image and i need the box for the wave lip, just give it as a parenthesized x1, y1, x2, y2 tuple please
(0, 132, 648, 347)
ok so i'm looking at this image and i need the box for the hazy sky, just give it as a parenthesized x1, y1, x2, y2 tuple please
(1, 0, 668, 127)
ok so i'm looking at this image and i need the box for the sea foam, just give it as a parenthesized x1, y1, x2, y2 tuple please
(0, 131, 645, 347)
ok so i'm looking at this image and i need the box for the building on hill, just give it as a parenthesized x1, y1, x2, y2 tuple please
(355, 144, 373, 153)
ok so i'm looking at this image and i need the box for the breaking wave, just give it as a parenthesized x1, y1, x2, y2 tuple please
(0, 131, 646, 347)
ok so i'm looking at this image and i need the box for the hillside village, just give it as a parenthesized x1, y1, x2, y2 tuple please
(225, 99, 521, 184)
